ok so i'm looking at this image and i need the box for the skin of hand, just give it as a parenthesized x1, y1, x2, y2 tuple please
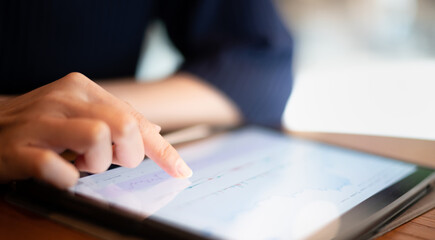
(99, 73, 243, 132)
(0, 72, 192, 189)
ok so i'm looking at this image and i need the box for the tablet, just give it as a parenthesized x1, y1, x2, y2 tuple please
(10, 126, 435, 239)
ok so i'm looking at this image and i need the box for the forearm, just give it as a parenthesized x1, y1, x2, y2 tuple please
(98, 73, 242, 131)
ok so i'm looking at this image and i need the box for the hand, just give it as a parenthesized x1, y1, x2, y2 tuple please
(0, 72, 192, 188)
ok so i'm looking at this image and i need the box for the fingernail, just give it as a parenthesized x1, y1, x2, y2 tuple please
(176, 158, 193, 178)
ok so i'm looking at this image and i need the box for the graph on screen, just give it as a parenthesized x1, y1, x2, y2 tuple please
(72, 127, 417, 239)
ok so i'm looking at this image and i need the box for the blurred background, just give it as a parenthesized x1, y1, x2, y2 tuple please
(136, 0, 435, 140)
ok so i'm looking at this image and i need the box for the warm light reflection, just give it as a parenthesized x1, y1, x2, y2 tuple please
(73, 177, 191, 217)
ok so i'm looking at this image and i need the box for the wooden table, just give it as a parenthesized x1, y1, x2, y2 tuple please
(0, 131, 434, 239)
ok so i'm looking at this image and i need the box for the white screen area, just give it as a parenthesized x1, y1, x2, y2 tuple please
(71, 127, 417, 239)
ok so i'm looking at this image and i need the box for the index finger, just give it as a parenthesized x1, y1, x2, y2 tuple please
(136, 115, 192, 178)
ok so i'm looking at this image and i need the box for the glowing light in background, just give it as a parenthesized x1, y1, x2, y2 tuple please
(278, 0, 435, 140)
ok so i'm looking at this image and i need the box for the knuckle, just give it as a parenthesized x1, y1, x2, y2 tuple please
(88, 121, 110, 144)
(139, 119, 156, 136)
(65, 72, 87, 81)
(117, 115, 137, 137)
(131, 110, 148, 127)
(157, 141, 173, 162)
(60, 72, 93, 89)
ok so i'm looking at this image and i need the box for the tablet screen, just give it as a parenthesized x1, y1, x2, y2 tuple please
(71, 127, 426, 239)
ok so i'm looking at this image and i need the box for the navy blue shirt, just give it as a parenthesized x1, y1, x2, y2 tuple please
(0, 0, 293, 127)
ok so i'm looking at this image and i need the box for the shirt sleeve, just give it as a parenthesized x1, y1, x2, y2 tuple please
(158, 0, 293, 128)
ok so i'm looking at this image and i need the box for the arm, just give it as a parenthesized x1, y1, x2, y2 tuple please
(98, 73, 242, 131)
(158, 0, 294, 128)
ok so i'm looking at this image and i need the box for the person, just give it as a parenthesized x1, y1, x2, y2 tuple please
(0, 0, 293, 189)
